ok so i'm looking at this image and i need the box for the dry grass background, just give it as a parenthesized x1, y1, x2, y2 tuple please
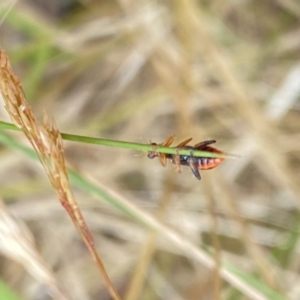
(0, 0, 300, 299)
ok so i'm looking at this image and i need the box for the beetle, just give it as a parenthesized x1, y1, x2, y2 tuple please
(147, 136, 225, 180)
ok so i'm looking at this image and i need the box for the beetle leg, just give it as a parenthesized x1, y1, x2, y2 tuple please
(159, 153, 168, 167)
(188, 150, 201, 180)
(175, 137, 193, 148)
(174, 148, 182, 173)
(163, 135, 175, 147)
(172, 138, 192, 172)
(150, 136, 174, 166)
(194, 140, 216, 149)
(157, 136, 175, 167)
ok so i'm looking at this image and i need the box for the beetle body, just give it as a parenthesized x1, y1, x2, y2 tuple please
(147, 136, 224, 180)
(171, 145, 224, 170)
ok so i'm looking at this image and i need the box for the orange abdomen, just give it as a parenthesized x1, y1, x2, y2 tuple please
(197, 146, 225, 170)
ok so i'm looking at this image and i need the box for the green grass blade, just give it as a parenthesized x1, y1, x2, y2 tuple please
(223, 262, 288, 300)
(23, 41, 54, 102)
(0, 279, 24, 300)
(0, 6, 52, 39)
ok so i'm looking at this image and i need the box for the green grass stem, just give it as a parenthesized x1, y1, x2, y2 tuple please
(0, 120, 235, 159)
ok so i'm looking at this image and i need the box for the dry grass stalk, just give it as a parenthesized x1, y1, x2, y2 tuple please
(0, 200, 68, 299)
(125, 171, 176, 300)
(202, 175, 222, 300)
(0, 48, 120, 300)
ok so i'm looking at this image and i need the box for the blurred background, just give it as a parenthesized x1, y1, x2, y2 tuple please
(1, 0, 300, 299)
